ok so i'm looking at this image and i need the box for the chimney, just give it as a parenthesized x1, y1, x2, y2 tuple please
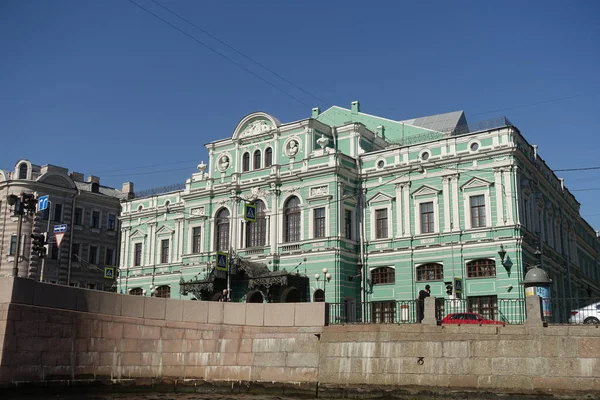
(312, 107, 321, 118)
(122, 182, 134, 200)
(70, 172, 84, 182)
(87, 175, 100, 184)
(351, 101, 360, 114)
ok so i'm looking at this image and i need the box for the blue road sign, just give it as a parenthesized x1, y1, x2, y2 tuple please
(54, 224, 67, 234)
(216, 252, 229, 271)
(38, 195, 49, 212)
(454, 277, 463, 294)
(244, 203, 256, 222)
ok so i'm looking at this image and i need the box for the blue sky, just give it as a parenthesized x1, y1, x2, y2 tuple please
(1, 1, 599, 225)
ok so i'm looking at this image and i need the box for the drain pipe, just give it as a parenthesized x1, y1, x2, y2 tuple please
(356, 156, 367, 318)
(66, 189, 81, 286)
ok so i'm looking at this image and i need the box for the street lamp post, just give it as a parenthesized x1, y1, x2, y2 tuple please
(315, 268, 332, 301)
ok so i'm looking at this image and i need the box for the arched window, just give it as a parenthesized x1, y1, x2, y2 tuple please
(265, 147, 273, 167)
(254, 150, 261, 169)
(18, 163, 28, 179)
(242, 152, 250, 172)
(246, 200, 266, 248)
(284, 196, 301, 242)
(130, 287, 143, 296)
(467, 259, 496, 277)
(371, 267, 395, 284)
(155, 285, 171, 298)
(215, 208, 230, 251)
(416, 263, 444, 281)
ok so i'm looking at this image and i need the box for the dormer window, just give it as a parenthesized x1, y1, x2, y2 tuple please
(18, 163, 28, 179)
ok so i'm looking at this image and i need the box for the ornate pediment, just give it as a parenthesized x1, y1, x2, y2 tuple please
(460, 177, 492, 190)
(411, 185, 440, 198)
(37, 173, 76, 189)
(368, 192, 393, 204)
(156, 225, 175, 235)
(233, 112, 281, 140)
(130, 229, 146, 239)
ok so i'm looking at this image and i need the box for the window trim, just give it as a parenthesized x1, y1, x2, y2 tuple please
(253, 150, 261, 170)
(107, 213, 117, 231)
(160, 238, 170, 264)
(466, 258, 497, 278)
(133, 242, 143, 267)
(414, 197, 439, 235)
(416, 262, 444, 282)
(312, 206, 326, 239)
(91, 209, 101, 230)
(246, 200, 267, 248)
(462, 189, 491, 230)
(88, 245, 98, 264)
(283, 196, 302, 243)
(265, 147, 273, 167)
(242, 152, 250, 172)
(190, 225, 202, 254)
(215, 208, 230, 252)
(370, 266, 395, 285)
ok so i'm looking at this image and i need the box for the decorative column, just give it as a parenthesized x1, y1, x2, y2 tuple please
(395, 183, 403, 238)
(147, 222, 156, 266)
(269, 184, 279, 255)
(494, 168, 505, 226)
(451, 175, 460, 231)
(442, 177, 451, 232)
(402, 183, 411, 236)
(504, 167, 514, 224)
(241, 220, 247, 249)
(230, 190, 239, 253)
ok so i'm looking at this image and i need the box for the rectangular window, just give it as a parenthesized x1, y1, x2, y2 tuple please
(53, 203, 63, 222)
(468, 295, 498, 321)
(107, 214, 116, 231)
(160, 239, 169, 264)
(134, 243, 142, 266)
(420, 202, 434, 233)
(344, 210, 352, 240)
(91, 211, 100, 229)
(9, 235, 17, 255)
(51, 243, 60, 260)
(375, 209, 388, 239)
(74, 208, 83, 226)
(89, 246, 98, 264)
(371, 301, 396, 324)
(314, 207, 326, 238)
(470, 195, 486, 228)
(105, 248, 115, 266)
(71, 243, 80, 262)
(192, 227, 202, 253)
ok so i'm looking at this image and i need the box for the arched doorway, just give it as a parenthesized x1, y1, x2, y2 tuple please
(313, 289, 325, 302)
(247, 290, 264, 303)
(281, 287, 301, 303)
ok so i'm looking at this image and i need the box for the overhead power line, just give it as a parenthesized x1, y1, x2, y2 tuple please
(127, 0, 312, 109)
(149, 0, 328, 106)
(471, 93, 596, 117)
(554, 166, 600, 172)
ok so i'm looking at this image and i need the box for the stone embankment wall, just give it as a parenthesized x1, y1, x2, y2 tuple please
(1, 277, 599, 396)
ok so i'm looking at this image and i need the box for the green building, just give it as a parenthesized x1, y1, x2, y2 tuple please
(118, 101, 600, 322)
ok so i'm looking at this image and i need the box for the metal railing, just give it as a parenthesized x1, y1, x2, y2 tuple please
(435, 298, 526, 325)
(326, 300, 420, 325)
(545, 297, 600, 325)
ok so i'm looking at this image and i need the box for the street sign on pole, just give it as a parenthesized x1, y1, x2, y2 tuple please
(244, 203, 256, 222)
(38, 195, 49, 212)
(54, 224, 67, 248)
(216, 252, 228, 271)
(104, 267, 115, 279)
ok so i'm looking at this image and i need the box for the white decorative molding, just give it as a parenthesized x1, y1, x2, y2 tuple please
(243, 187, 267, 201)
(411, 185, 441, 198)
(368, 192, 393, 204)
(190, 207, 205, 217)
(309, 185, 329, 198)
(216, 153, 231, 172)
(240, 119, 273, 138)
(284, 136, 301, 158)
(460, 177, 493, 190)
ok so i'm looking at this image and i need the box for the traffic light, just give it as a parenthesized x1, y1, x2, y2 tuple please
(31, 233, 47, 258)
(445, 282, 453, 296)
(21, 194, 37, 215)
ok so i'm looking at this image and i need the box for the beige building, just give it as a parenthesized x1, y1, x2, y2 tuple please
(0, 159, 133, 290)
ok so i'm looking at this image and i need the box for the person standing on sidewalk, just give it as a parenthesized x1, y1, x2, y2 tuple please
(417, 285, 431, 322)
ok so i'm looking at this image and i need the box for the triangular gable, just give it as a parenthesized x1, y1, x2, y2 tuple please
(368, 192, 394, 204)
(156, 225, 175, 235)
(460, 177, 492, 190)
(130, 229, 146, 239)
(411, 185, 440, 197)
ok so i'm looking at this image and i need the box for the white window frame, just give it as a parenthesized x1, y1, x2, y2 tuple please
(132, 241, 144, 267)
(309, 205, 329, 239)
(279, 195, 304, 243)
(371, 204, 392, 241)
(463, 189, 492, 230)
(188, 225, 203, 254)
(414, 197, 439, 235)
(158, 237, 171, 265)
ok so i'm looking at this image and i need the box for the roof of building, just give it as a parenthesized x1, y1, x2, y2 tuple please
(74, 181, 128, 200)
(399, 110, 468, 133)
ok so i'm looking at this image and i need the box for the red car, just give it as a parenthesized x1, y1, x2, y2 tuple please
(441, 312, 505, 325)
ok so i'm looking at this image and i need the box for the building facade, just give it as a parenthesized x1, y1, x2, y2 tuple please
(117, 102, 600, 322)
(0, 160, 133, 290)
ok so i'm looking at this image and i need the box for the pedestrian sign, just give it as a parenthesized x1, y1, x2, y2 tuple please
(216, 252, 229, 271)
(244, 203, 256, 222)
(104, 267, 115, 279)
(454, 277, 463, 294)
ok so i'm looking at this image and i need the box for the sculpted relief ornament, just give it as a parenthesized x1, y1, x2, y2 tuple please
(240, 120, 273, 138)
(217, 154, 230, 172)
(284, 136, 301, 158)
